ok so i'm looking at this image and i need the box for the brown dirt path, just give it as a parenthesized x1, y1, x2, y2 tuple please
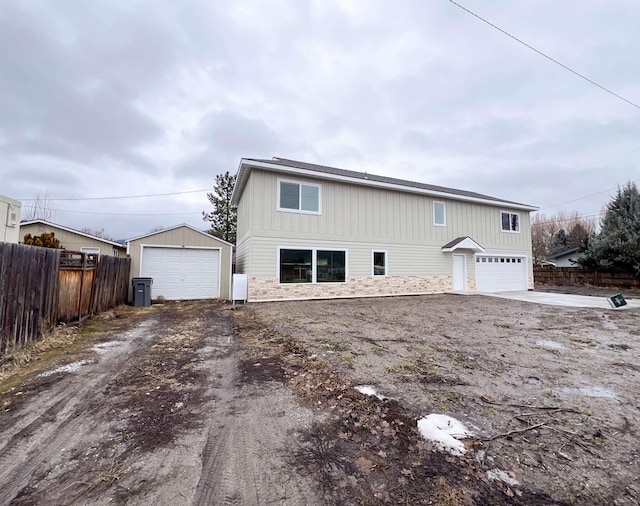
(0, 301, 319, 505)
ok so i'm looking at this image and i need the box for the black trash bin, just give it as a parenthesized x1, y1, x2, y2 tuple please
(132, 277, 153, 306)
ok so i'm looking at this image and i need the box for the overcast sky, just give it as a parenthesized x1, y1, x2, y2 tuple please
(1, 0, 638, 240)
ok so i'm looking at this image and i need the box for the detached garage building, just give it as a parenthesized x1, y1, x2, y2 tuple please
(126, 224, 233, 301)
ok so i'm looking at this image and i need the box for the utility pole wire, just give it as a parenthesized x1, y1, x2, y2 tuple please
(448, 0, 640, 110)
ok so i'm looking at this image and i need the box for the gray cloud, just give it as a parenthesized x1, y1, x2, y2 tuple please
(1, 0, 638, 240)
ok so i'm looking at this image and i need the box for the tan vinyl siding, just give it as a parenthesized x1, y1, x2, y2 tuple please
(245, 169, 532, 252)
(128, 226, 232, 300)
(20, 223, 125, 256)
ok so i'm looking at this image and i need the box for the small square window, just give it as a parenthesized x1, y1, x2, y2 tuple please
(500, 211, 520, 232)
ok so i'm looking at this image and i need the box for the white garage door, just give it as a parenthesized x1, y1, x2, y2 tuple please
(475, 255, 527, 292)
(141, 247, 220, 300)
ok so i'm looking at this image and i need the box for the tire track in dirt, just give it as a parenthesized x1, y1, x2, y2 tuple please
(0, 318, 158, 503)
(192, 349, 320, 505)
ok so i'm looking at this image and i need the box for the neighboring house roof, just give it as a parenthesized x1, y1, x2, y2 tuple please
(20, 220, 126, 249)
(441, 236, 485, 253)
(547, 248, 581, 260)
(125, 223, 234, 247)
(232, 157, 538, 211)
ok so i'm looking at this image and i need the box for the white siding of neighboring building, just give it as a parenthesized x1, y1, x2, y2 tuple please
(1, 195, 21, 244)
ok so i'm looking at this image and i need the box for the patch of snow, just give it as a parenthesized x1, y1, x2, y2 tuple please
(487, 468, 520, 486)
(536, 339, 564, 350)
(91, 341, 119, 354)
(38, 360, 95, 377)
(417, 414, 473, 456)
(354, 385, 385, 400)
(563, 386, 616, 399)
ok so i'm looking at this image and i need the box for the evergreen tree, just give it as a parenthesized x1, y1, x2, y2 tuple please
(551, 229, 567, 254)
(579, 182, 640, 276)
(202, 171, 237, 243)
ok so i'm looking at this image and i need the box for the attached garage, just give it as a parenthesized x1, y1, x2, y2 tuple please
(475, 255, 528, 292)
(127, 224, 233, 301)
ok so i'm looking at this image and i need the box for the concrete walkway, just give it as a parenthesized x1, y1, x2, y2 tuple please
(476, 290, 640, 310)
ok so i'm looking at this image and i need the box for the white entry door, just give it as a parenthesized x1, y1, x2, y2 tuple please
(141, 247, 220, 300)
(452, 254, 467, 291)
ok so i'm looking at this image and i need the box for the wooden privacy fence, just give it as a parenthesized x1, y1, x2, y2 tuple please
(534, 266, 640, 290)
(0, 243, 131, 355)
(0, 243, 60, 354)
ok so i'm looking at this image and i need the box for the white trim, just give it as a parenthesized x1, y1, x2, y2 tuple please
(20, 219, 126, 248)
(276, 178, 322, 215)
(277, 245, 348, 284)
(233, 159, 538, 211)
(452, 253, 467, 291)
(371, 249, 388, 276)
(433, 201, 446, 227)
(441, 237, 485, 253)
(139, 244, 223, 299)
(500, 211, 521, 233)
(126, 223, 234, 246)
(81, 247, 101, 255)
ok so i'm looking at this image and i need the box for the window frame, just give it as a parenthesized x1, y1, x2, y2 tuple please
(433, 201, 446, 227)
(276, 178, 322, 215)
(500, 211, 520, 233)
(372, 250, 387, 276)
(277, 246, 347, 284)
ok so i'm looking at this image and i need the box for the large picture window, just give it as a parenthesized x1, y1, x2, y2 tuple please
(278, 180, 321, 214)
(501, 211, 520, 232)
(279, 248, 346, 283)
(279, 249, 312, 283)
(317, 250, 345, 283)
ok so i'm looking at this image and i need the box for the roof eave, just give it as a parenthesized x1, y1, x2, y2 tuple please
(232, 159, 538, 211)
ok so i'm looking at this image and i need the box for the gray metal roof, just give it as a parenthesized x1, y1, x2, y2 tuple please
(241, 157, 535, 209)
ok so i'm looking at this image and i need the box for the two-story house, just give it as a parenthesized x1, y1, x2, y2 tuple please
(232, 158, 537, 302)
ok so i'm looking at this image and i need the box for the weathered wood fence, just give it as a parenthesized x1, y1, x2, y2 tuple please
(534, 266, 640, 289)
(0, 243, 131, 355)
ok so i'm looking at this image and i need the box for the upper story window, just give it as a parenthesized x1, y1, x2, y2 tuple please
(501, 211, 520, 233)
(433, 201, 446, 226)
(278, 179, 321, 214)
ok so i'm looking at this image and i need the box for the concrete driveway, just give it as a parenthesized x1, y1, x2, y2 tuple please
(478, 290, 640, 310)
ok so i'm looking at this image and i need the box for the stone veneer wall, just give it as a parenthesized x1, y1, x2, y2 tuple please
(248, 275, 455, 302)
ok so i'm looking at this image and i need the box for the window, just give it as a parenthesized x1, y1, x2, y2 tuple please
(501, 211, 520, 232)
(317, 250, 346, 283)
(372, 251, 386, 275)
(280, 249, 312, 283)
(433, 201, 446, 226)
(81, 247, 100, 255)
(278, 180, 321, 214)
(279, 248, 346, 283)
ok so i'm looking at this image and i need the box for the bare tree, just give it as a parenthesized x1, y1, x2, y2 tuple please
(531, 211, 597, 264)
(80, 227, 114, 241)
(23, 192, 55, 221)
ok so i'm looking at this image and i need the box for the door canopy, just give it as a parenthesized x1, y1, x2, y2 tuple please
(441, 236, 485, 253)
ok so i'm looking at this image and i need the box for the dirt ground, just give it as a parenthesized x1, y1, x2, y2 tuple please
(0, 293, 638, 505)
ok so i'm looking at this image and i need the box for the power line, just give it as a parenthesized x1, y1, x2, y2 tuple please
(18, 188, 210, 202)
(533, 211, 605, 226)
(448, 0, 640, 110)
(20, 205, 202, 217)
(538, 178, 640, 211)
